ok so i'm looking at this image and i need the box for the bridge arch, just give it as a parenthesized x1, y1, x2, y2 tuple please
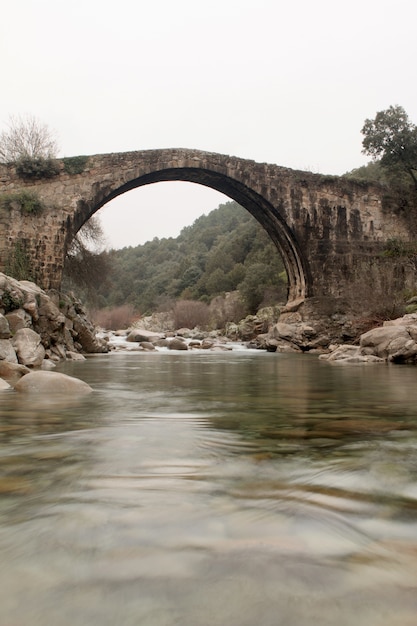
(71, 160, 312, 303)
(0, 147, 411, 316)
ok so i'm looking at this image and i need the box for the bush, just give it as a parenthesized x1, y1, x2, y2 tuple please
(0, 191, 44, 215)
(172, 300, 210, 330)
(63, 155, 89, 175)
(5, 240, 34, 281)
(1, 288, 24, 312)
(15, 156, 60, 180)
(91, 304, 137, 330)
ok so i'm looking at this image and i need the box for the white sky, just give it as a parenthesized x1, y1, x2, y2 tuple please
(1, 0, 416, 249)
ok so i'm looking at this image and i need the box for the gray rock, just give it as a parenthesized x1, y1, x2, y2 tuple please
(0, 338, 17, 363)
(66, 351, 87, 361)
(168, 337, 188, 350)
(127, 328, 164, 343)
(41, 359, 57, 370)
(154, 338, 170, 348)
(139, 341, 156, 351)
(319, 344, 384, 364)
(360, 326, 417, 361)
(11, 328, 45, 367)
(0, 360, 30, 383)
(34, 293, 66, 346)
(0, 377, 11, 390)
(5, 308, 31, 333)
(14, 371, 93, 394)
(0, 314, 11, 339)
(72, 314, 108, 353)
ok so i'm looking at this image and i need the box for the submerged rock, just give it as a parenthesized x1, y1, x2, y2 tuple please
(319, 344, 384, 364)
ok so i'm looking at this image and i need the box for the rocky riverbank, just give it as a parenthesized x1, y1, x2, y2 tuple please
(119, 303, 417, 364)
(0, 273, 108, 389)
(1, 271, 417, 392)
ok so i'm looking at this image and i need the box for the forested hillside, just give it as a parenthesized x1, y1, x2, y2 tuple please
(74, 201, 287, 317)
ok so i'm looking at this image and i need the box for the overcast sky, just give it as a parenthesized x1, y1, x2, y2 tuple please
(1, 0, 416, 248)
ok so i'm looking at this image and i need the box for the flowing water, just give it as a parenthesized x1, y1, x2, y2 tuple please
(0, 348, 417, 625)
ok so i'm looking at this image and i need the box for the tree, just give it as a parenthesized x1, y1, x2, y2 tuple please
(0, 114, 58, 163)
(361, 105, 417, 189)
(63, 216, 111, 305)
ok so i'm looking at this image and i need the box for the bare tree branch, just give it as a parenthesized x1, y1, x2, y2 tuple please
(0, 114, 59, 163)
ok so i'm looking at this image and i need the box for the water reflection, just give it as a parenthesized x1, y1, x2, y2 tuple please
(0, 351, 416, 625)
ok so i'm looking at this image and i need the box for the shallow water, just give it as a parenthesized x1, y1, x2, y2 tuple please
(1, 350, 417, 625)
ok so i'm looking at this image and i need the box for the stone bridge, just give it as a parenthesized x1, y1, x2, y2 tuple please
(0, 148, 414, 316)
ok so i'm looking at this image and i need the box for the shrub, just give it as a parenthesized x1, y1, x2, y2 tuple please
(15, 156, 60, 180)
(0, 191, 44, 215)
(1, 288, 24, 312)
(172, 300, 210, 330)
(5, 240, 34, 281)
(63, 155, 89, 175)
(91, 304, 137, 330)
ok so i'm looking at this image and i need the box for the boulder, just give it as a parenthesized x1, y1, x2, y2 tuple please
(0, 377, 11, 390)
(5, 308, 32, 333)
(126, 328, 164, 343)
(0, 360, 29, 382)
(168, 337, 188, 350)
(72, 314, 109, 353)
(154, 338, 170, 348)
(0, 314, 11, 339)
(139, 341, 156, 351)
(65, 351, 87, 361)
(0, 338, 17, 363)
(360, 326, 417, 362)
(41, 359, 57, 370)
(319, 344, 384, 364)
(14, 371, 93, 394)
(34, 292, 66, 346)
(11, 328, 45, 367)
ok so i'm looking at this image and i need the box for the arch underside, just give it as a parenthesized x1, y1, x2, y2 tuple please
(86, 167, 312, 303)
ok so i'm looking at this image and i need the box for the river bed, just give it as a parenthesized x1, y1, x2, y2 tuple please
(0, 349, 417, 625)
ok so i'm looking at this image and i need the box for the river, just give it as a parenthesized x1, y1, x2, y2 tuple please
(0, 348, 416, 625)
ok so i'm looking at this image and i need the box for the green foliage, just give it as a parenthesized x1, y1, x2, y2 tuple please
(0, 190, 44, 215)
(343, 161, 387, 184)
(15, 156, 60, 180)
(382, 238, 417, 272)
(362, 105, 417, 190)
(63, 155, 89, 175)
(92, 201, 287, 316)
(0, 288, 23, 312)
(383, 237, 417, 258)
(4, 240, 33, 282)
